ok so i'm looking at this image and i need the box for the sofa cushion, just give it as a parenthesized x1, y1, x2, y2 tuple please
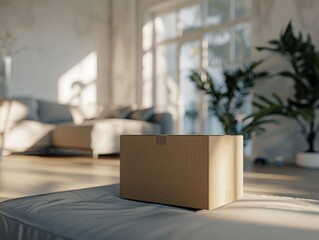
(99, 106, 133, 119)
(129, 107, 154, 121)
(12, 97, 40, 121)
(38, 100, 73, 124)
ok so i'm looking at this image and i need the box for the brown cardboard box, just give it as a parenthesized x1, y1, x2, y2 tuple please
(120, 135, 243, 210)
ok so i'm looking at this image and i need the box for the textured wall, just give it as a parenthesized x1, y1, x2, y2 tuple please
(0, 0, 110, 104)
(251, 0, 319, 162)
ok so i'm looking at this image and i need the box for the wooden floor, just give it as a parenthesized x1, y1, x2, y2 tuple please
(1, 154, 319, 202)
(244, 163, 319, 200)
(0, 155, 120, 202)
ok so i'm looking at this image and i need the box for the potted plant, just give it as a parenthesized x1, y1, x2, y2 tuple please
(256, 22, 319, 168)
(189, 60, 275, 142)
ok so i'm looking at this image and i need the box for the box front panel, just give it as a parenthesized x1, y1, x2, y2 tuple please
(120, 136, 146, 200)
(120, 135, 209, 209)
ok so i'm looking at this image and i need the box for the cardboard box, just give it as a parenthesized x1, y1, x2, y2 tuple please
(120, 135, 243, 210)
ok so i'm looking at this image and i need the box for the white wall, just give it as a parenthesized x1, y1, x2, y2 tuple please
(251, 0, 319, 162)
(0, 0, 111, 104)
(110, 0, 137, 106)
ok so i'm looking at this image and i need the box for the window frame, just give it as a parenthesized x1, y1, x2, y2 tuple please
(140, 0, 252, 134)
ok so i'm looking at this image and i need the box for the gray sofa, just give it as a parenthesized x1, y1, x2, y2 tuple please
(0, 97, 173, 157)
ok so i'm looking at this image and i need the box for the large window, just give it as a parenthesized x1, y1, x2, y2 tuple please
(142, 0, 252, 134)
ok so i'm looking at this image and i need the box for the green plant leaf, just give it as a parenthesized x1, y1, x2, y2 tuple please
(188, 61, 272, 140)
(256, 21, 319, 151)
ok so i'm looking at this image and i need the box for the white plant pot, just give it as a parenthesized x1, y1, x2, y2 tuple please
(296, 152, 319, 169)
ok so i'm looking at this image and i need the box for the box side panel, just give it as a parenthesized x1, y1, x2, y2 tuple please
(208, 135, 243, 210)
(235, 136, 244, 199)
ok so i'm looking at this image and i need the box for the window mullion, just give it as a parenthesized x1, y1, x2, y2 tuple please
(200, 0, 207, 133)
(152, 15, 157, 108)
(230, 27, 236, 66)
(230, 0, 236, 66)
(176, 44, 182, 134)
(230, 0, 236, 19)
(201, 0, 205, 28)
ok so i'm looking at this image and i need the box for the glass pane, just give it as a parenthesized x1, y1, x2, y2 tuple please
(206, 29, 231, 66)
(143, 78, 153, 107)
(143, 18, 153, 51)
(205, 0, 229, 25)
(179, 4, 202, 34)
(234, 23, 251, 62)
(142, 52, 153, 107)
(205, 66, 225, 134)
(180, 41, 201, 71)
(156, 75, 168, 110)
(206, 66, 224, 85)
(156, 74, 178, 114)
(206, 112, 224, 134)
(179, 41, 201, 134)
(143, 52, 152, 80)
(156, 44, 177, 76)
(155, 12, 176, 43)
(156, 43, 178, 127)
(235, 0, 251, 19)
(180, 72, 200, 134)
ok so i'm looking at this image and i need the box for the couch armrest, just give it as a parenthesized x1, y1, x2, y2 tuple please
(0, 99, 30, 130)
(149, 113, 174, 134)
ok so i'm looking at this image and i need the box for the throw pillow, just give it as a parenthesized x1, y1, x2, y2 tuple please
(129, 107, 154, 121)
(12, 97, 40, 121)
(38, 100, 74, 124)
(99, 106, 133, 119)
